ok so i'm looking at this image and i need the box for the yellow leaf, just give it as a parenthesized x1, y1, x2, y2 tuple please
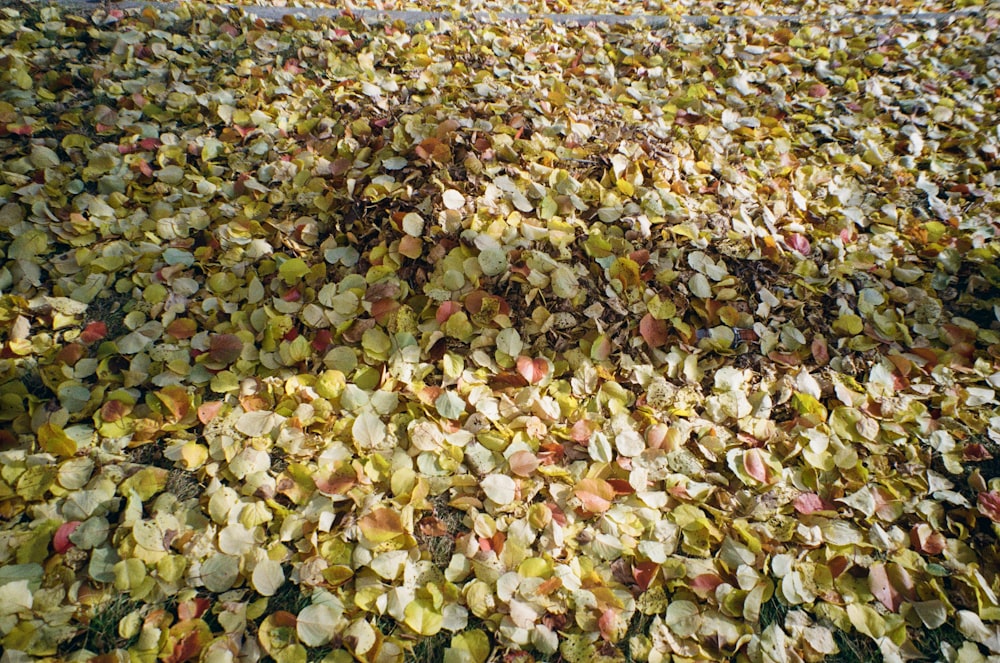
(847, 603, 886, 640)
(37, 423, 77, 457)
(358, 508, 405, 545)
(445, 630, 490, 663)
(404, 599, 443, 636)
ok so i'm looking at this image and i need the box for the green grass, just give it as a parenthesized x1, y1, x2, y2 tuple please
(826, 628, 882, 663)
(58, 594, 142, 655)
(266, 577, 312, 616)
(911, 623, 967, 661)
(621, 611, 655, 663)
(406, 630, 453, 663)
(759, 593, 789, 633)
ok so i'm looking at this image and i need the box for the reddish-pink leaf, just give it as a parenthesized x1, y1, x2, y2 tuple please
(208, 333, 243, 365)
(53, 521, 81, 553)
(516, 356, 550, 384)
(156, 385, 191, 422)
(197, 401, 224, 425)
(163, 623, 206, 663)
(590, 335, 612, 360)
(436, 301, 461, 324)
(811, 337, 830, 365)
(80, 321, 107, 344)
(399, 235, 422, 259)
(793, 492, 827, 515)
(166, 319, 197, 340)
(743, 448, 769, 483)
(964, 444, 994, 462)
(315, 474, 355, 497)
(767, 351, 801, 366)
(691, 573, 723, 596)
(639, 313, 668, 348)
(371, 298, 400, 324)
(100, 399, 131, 423)
(808, 83, 829, 98)
(598, 608, 617, 641)
(869, 563, 902, 612)
(570, 419, 593, 443)
(311, 329, 333, 353)
(868, 563, 913, 613)
(632, 562, 658, 591)
(575, 478, 614, 514)
(978, 491, 1000, 522)
(509, 450, 540, 477)
(910, 524, 946, 555)
(785, 233, 811, 255)
(177, 597, 210, 621)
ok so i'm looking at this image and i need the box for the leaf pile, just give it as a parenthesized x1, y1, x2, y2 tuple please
(192, 0, 987, 18)
(1, 3, 1000, 663)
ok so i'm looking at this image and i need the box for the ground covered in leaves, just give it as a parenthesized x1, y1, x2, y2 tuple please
(1, 1, 1000, 662)
(180, 0, 988, 18)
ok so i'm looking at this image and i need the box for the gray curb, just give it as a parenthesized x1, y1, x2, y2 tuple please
(49, 1, 987, 27)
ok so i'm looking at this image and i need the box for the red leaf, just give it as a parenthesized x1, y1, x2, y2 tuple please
(690, 573, 723, 596)
(868, 563, 902, 612)
(208, 334, 243, 365)
(508, 450, 540, 477)
(910, 524, 945, 555)
(570, 419, 593, 443)
(8, 123, 34, 136)
(315, 474, 355, 497)
(197, 401, 224, 425)
(575, 478, 614, 514)
(630, 249, 650, 265)
(80, 321, 107, 344)
(156, 385, 191, 422)
(399, 235, 423, 259)
(177, 598, 210, 621)
(828, 556, 851, 579)
(868, 563, 913, 613)
(793, 492, 828, 515)
(100, 399, 131, 423)
(53, 521, 81, 553)
(57, 343, 85, 366)
(311, 329, 332, 353)
(808, 83, 829, 98)
(166, 319, 197, 340)
(418, 516, 448, 537)
(743, 448, 770, 483)
(785, 233, 811, 255)
(516, 356, 550, 384)
(767, 351, 801, 366)
(964, 443, 994, 462)
(811, 337, 830, 365)
(978, 491, 1000, 522)
(598, 608, 617, 641)
(371, 298, 400, 324)
(632, 562, 659, 591)
(639, 313, 668, 348)
(163, 625, 204, 663)
(606, 479, 635, 496)
(464, 289, 510, 316)
(436, 301, 461, 324)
